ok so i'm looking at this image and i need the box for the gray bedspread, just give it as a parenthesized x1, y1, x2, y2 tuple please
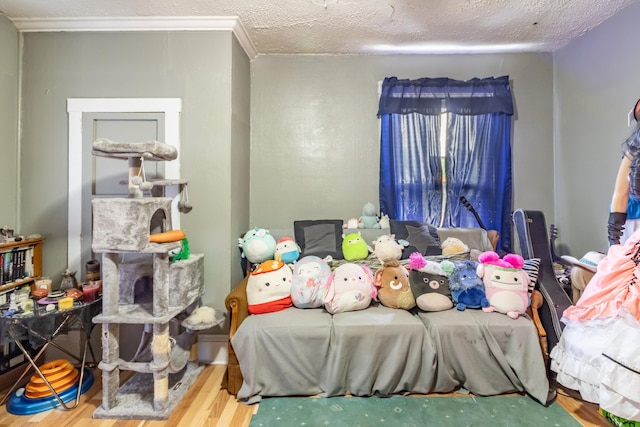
(231, 304, 549, 404)
(416, 309, 549, 404)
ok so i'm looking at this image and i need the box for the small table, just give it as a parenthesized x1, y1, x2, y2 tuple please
(0, 298, 101, 410)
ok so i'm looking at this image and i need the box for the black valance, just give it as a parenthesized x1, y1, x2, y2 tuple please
(377, 76, 514, 116)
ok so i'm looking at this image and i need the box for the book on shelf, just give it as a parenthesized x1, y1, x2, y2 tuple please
(0, 245, 35, 286)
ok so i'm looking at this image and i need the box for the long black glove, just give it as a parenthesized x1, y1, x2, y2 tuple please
(608, 212, 627, 246)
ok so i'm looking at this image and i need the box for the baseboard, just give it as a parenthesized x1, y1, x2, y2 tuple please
(197, 334, 228, 365)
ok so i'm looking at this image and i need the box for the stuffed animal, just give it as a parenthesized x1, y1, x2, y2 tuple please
(274, 237, 301, 264)
(379, 213, 390, 229)
(372, 234, 404, 263)
(359, 202, 381, 229)
(441, 237, 469, 255)
(239, 227, 277, 264)
(246, 259, 293, 315)
(342, 232, 371, 261)
(448, 260, 489, 311)
(324, 263, 377, 314)
(408, 252, 454, 312)
(477, 251, 530, 319)
(290, 255, 332, 308)
(373, 260, 414, 310)
(343, 218, 361, 229)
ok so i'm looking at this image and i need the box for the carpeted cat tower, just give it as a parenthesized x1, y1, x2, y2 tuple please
(90, 139, 221, 420)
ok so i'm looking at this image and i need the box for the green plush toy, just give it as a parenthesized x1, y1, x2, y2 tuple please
(342, 232, 371, 261)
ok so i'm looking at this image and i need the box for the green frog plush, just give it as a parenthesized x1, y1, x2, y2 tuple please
(342, 232, 371, 261)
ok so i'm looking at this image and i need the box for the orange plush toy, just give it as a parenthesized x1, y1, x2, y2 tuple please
(246, 260, 293, 315)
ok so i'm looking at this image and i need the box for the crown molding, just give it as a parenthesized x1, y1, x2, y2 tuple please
(10, 16, 258, 60)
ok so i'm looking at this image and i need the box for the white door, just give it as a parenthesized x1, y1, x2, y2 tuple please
(80, 112, 165, 274)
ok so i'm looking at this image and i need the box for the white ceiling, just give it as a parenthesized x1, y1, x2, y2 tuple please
(0, 0, 636, 55)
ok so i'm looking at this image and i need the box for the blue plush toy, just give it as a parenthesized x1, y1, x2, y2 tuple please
(448, 260, 490, 311)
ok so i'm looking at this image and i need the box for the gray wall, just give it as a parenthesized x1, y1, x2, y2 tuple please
(250, 54, 555, 244)
(5, 1, 638, 313)
(19, 30, 250, 309)
(554, 1, 640, 256)
(0, 15, 19, 231)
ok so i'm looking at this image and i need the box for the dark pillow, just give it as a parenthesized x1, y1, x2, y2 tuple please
(389, 220, 441, 259)
(294, 220, 344, 259)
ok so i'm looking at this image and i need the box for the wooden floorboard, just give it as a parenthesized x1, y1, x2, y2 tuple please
(0, 364, 603, 426)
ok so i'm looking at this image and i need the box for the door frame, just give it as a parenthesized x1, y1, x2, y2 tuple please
(66, 98, 182, 274)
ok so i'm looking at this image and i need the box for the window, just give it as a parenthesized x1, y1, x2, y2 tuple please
(377, 77, 514, 251)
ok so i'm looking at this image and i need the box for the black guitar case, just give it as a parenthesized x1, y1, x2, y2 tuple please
(512, 209, 573, 352)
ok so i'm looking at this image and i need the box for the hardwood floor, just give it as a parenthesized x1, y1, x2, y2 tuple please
(0, 364, 604, 426)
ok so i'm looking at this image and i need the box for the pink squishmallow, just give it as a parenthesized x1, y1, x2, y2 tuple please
(291, 255, 332, 308)
(247, 259, 293, 315)
(476, 251, 530, 319)
(323, 263, 377, 314)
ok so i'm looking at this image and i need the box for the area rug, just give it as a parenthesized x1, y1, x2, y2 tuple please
(249, 395, 583, 427)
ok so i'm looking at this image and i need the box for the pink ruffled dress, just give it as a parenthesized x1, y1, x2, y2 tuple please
(550, 229, 640, 421)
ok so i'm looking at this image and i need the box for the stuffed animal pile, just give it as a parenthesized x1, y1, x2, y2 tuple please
(240, 227, 530, 322)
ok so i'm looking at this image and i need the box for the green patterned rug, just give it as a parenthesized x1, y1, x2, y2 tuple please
(249, 395, 583, 427)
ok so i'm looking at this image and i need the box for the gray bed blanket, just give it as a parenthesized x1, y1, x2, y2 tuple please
(416, 309, 549, 404)
(231, 304, 549, 404)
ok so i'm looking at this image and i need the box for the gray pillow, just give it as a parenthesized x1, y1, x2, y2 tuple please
(389, 220, 441, 259)
(294, 220, 344, 259)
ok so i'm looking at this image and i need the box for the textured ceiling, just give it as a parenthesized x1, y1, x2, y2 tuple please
(0, 0, 636, 55)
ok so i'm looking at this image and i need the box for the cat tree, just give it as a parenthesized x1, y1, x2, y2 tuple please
(89, 139, 217, 420)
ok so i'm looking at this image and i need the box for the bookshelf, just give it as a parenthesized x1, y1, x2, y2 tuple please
(0, 237, 44, 292)
(0, 236, 44, 392)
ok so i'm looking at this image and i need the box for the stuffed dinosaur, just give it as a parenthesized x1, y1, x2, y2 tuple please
(373, 260, 414, 310)
(448, 259, 489, 311)
(477, 251, 530, 319)
(359, 202, 381, 229)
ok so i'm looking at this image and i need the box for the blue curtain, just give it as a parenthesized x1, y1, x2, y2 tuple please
(378, 76, 514, 251)
(379, 113, 442, 224)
